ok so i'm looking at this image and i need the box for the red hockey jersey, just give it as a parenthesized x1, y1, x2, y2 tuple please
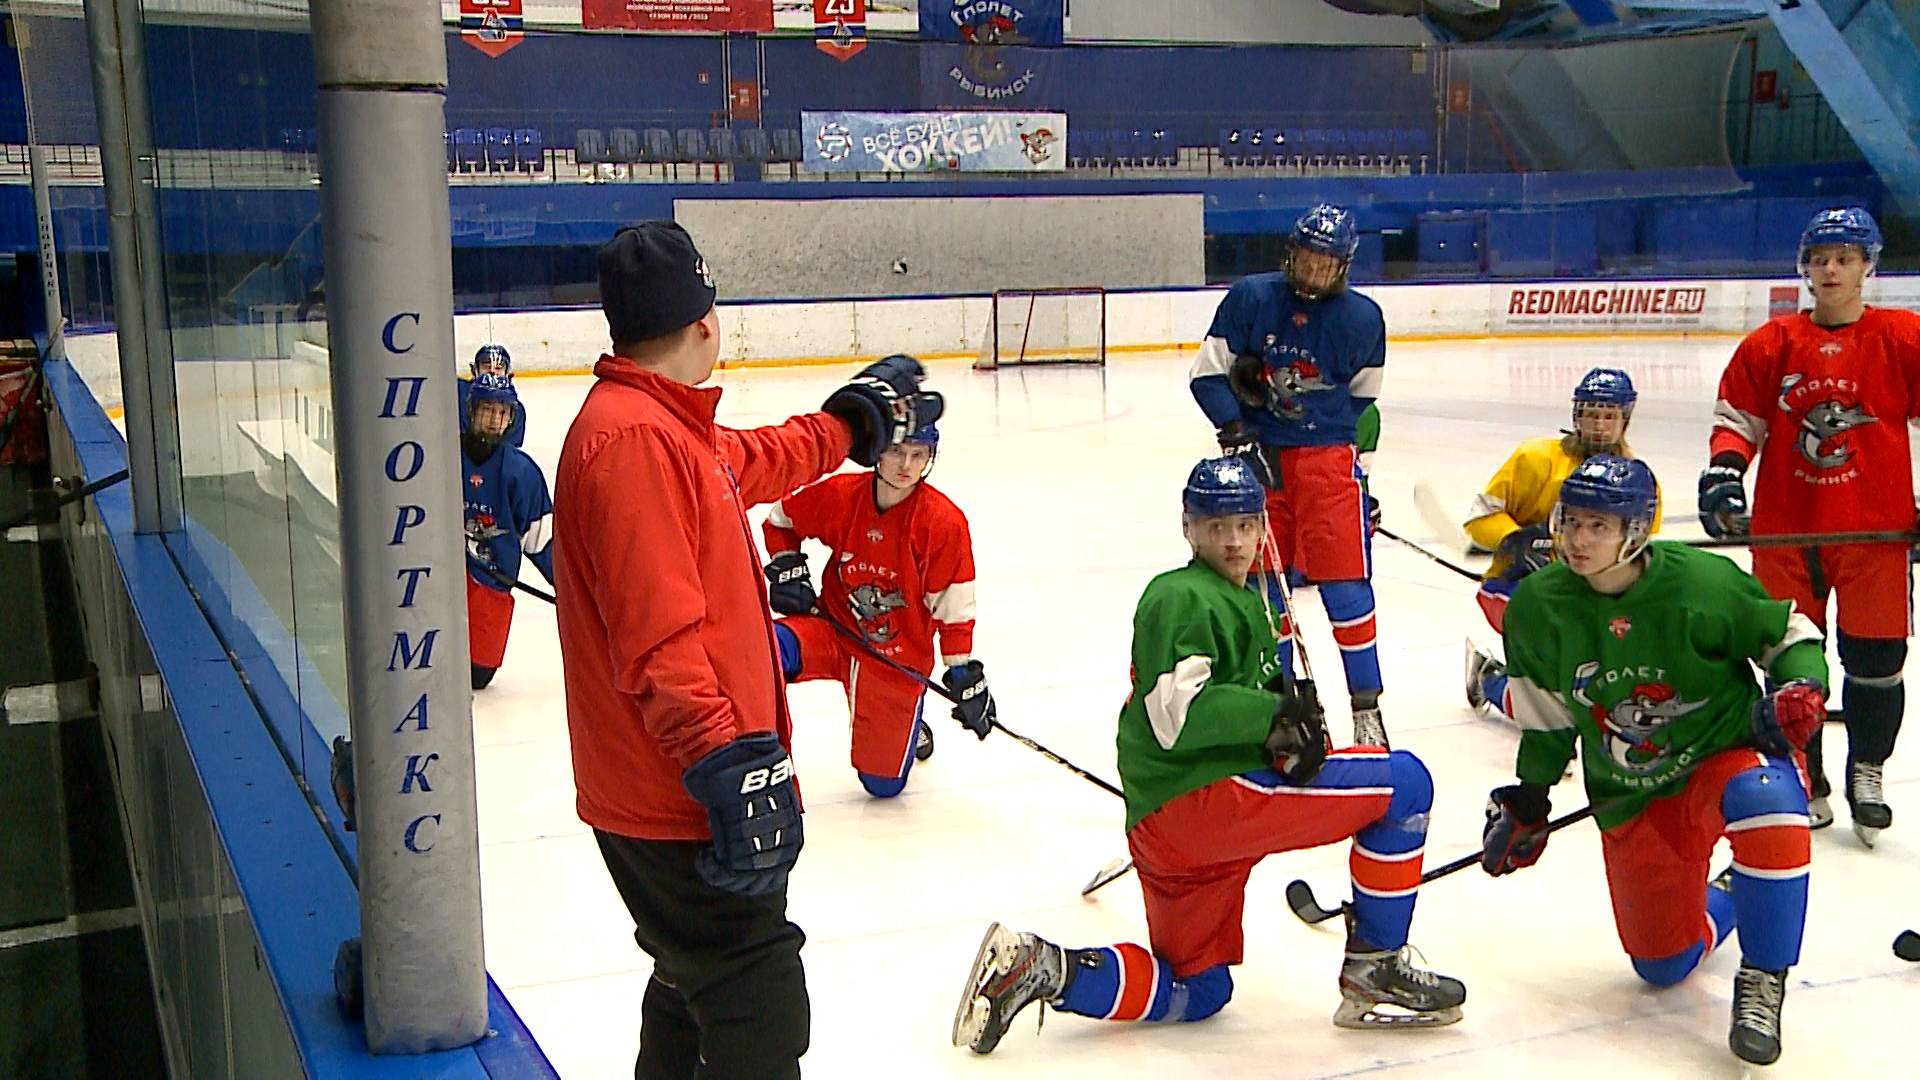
(763, 473, 977, 669)
(1710, 307, 1920, 535)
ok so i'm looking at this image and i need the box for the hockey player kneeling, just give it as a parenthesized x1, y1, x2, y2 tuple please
(1483, 455, 1824, 1067)
(952, 457, 1464, 1055)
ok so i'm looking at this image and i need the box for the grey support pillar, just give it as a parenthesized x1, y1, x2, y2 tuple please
(83, 0, 181, 532)
(310, 0, 487, 1054)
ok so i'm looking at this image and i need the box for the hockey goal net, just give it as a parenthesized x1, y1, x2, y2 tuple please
(973, 287, 1108, 369)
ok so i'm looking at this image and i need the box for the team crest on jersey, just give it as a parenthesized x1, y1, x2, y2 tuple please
(1292, 312, 1309, 328)
(469, 473, 484, 487)
(867, 528, 885, 542)
(1818, 341, 1843, 356)
(1777, 373, 1879, 471)
(1572, 662, 1705, 775)
(845, 583, 908, 642)
(1609, 616, 1631, 639)
(1259, 357, 1335, 422)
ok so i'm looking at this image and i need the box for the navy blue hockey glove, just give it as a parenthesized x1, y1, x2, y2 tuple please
(1263, 675, 1329, 784)
(1482, 783, 1552, 877)
(824, 354, 945, 468)
(1698, 459, 1750, 538)
(943, 660, 996, 739)
(1216, 421, 1279, 492)
(763, 552, 816, 617)
(1228, 353, 1272, 409)
(1751, 679, 1826, 759)
(1494, 523, 1555, 582)
(681, 734, 803, 896)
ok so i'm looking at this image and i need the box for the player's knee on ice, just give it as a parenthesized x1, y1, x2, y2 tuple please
(1171, 964, 1234, 1022)
(775, 623, 802, 681)
(859, 769, 909, 798)
(1632, 941, 1707, 988)
(1385, 750, 1432, 823)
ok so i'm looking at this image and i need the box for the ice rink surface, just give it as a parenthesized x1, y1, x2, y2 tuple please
(472, 338, 1920, 1078)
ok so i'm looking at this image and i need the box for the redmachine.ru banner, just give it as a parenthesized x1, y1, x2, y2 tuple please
(583, 0, 773, 31)
(1493, 283, 1715, 332)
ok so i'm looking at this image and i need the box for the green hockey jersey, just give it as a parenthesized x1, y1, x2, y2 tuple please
(1503, 541, 1826, 830)
(1116, 560, 1287, 830)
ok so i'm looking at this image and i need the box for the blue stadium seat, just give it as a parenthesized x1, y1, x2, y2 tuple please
(706, 128, 737, 164)
(1301, 128, 1328, 169)
(1127, 129, 1153, 167)
(574, 128, 606, 173)
(608, 128, 642, 165)
(454, 128, 485, 173)
(675, 128, 707, 163)
(736, 127, 772, 163)
(1069, 126, 1098, 167)
(1243, 128, 1269, 168)
(771, 129, 803, 163)
(642, 128, 675, 166)
(1219, 128, 1244, 168)
(1279, 128, 1304, 169)
(485, 127, 514, 172)
(1149, 129, 1177, 167)
(513, 128, 544, 172)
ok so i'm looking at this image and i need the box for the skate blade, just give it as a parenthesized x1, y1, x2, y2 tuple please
(1808, 796, 1833, 830)
(952, 922, 1013, 1049)
(1853, 821, 1882, 849)
(1332, 996, 1463, 1030)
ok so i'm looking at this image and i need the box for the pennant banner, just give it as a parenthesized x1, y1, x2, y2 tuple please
(460, 0, 524, 57)
(815, 0, 867, 61)
(802, 110, 1066, 173)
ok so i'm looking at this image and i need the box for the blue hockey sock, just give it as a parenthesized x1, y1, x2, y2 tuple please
(1483, 669, 1510, 712)
(1347, 750, 1430, 950)
(775, 622, 801, 681)
(1055, 946, 1233, 1023)
(1320, 579, 1382, 696)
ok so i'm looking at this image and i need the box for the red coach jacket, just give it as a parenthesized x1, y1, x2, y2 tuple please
(555, 357, 851, 840)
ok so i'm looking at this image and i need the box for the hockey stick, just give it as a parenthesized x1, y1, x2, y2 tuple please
(1411, 480, 1473, 554)
(1285, 805, 1597, 925)
(1375, 524, 1481, 583)
(0, 468, 130, 532)
(1685, 528, 1920, 551)
(1895, 930, 1920, 962)
(809, 608, 1126, 801)
(479, 564, 557, 605)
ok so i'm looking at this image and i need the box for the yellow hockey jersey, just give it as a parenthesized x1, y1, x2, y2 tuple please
(1464, 436, 1662, 550)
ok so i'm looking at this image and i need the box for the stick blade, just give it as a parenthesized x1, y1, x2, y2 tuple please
(1895, 929, 1920, 962)
(1285, 878, 1345, 925)
(1081, 858, 1131, 899)
(1411, 480, 1471, 555)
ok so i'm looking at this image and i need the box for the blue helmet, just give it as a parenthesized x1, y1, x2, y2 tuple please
(1573, 368, 1636, 408)
(1287, 204, 1359, 300)
(1183, 456, 1267, 517)
(469, 371, 517, 408)
(473, 343, 512, 376)
(903, 421, 939, 448)
(1798, 207, 1881, 268)
(1551, 454, 1658, 567)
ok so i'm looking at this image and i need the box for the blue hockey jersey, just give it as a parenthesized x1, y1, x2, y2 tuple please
(1190, 272, 1386, 448)
(463, 441, 554, 593)
(457, 376, 527, 448)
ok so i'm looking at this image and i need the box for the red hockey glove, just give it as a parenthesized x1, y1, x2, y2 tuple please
(1481, 783, 1552, 877)
(1750, 680, 1825, 760)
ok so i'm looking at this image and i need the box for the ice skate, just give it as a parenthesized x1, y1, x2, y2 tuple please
(1335, 917, 1464, 1029)
(952, 922, 1066, 1054)
(1464, 640, 1504, 716)
(914, 720, 935, 762)
(1848, 760, 1891, 848)
(1728, 963, 1786, 1065)
(1807, 770, 1833, 830)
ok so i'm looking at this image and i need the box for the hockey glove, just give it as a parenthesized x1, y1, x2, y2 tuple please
(1366, 493, 1382, 529)
(1751, 679, 1826, 760)
(943, 660, 996, 739)
(1263, 675, 1329, 785)
(1494, 523, 1555, 582)
(763, 552, 817, 616)
(681, 734, 804, 897)
(1228, 353, 1272, 409)
(1216, 421, 1279, 492)
(1481, 782, 1552, 877)
(1697, 460, 1750, 538)
(823, 354, 945, 468)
